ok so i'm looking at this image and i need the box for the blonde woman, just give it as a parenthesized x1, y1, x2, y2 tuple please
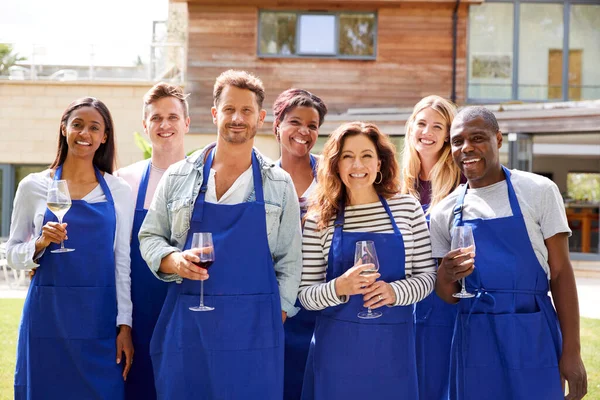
(400, 95, 462, 400)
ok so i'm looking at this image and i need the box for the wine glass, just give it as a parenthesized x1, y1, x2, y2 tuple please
(46, 180, 75, 253)
(189, 232, 215, 312)
(451, 225, 476, 299)
(355, 240, 382, 319)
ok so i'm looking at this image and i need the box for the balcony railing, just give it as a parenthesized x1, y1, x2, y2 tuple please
(0, 42, 186, 84)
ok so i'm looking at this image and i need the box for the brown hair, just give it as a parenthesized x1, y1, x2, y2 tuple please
(50, 97, 116, 173)
(400, 95, 461, 212)
(213, 70, 266, 108)
(308, 121, 400, 230)
(272, 88, 328, 137)
(143, 82, 189, 119)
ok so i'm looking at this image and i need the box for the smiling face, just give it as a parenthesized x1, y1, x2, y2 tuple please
(277, 106, 320, 158)
(337, 134, 381, 198)
(143, 96, 190, 155)
(411, 107, 448, 159)
(450, 115, 503, 188)
(211, 85, 266, 145)
(62, 106, 107, 160)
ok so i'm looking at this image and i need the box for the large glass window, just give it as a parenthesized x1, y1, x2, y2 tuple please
(468, 3, 514, 100)
(518, 4, 564, 100)
(467, 1, 600, 103)
(570, 5, 600, 100)
(259, 11, 377, 59)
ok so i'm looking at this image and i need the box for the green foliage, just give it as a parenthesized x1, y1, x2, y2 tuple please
(0, 44, 26, 75)
(133, 132, 152, 160)
(567, 173, 600, 202)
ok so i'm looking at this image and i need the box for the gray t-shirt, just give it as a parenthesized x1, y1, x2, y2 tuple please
(429, 169, 571, 279)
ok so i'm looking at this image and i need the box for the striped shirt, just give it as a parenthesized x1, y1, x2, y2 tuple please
(298, 194, 436, 311)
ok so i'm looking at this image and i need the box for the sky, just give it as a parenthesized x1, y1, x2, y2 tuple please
(0, 0, 169, 66)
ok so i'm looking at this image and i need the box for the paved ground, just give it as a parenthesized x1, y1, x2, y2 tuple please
(1, 267, 600, 319)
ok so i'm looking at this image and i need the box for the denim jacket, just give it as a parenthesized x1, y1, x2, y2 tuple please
(138, 143, 302, 316)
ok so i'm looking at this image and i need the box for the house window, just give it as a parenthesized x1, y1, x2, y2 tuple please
(258, 11, 377, 59)
(467, 1, 600, 103)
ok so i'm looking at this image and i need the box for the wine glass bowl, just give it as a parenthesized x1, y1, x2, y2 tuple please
(47, 180, 75, 253)
(189, 232, 215, 312)
(355, 241, 382, 319)
(451, 225, 475, 299)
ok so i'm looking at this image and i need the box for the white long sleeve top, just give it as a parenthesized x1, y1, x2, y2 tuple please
(6, 169, 134, 327)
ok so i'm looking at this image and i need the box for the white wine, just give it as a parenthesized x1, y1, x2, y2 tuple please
(360, 269, 378, 276)
(47, 202, 71, 220)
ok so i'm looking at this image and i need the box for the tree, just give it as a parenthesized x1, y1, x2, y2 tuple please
(0, 44, 26, 75)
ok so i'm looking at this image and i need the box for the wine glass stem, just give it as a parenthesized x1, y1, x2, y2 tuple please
(461, 277, 467, 293)
(200, 280, 205, 307)
(58, 216, 65, 250)
(367, 307, 372, 315)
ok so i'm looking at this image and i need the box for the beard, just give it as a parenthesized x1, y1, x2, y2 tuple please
(219, 122, 258, 144)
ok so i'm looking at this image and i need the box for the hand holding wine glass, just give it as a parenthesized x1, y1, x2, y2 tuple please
(189, 232, 215, 312)
(46, 180, 75, 253)
(355, 240, 382, 319)
(451, 225, 475, 299)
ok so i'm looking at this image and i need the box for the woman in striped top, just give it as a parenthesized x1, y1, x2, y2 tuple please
(273, 88, 328, 400)
(298, 122, 436, 400)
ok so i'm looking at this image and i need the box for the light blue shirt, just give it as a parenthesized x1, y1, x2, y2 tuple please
(138, 143, 303, 316)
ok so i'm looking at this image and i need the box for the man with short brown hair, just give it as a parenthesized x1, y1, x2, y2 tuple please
(116, 81, 190, 400)
(140, 70, 302, 399)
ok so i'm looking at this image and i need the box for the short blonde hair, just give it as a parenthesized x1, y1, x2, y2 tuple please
(143, 82, 189, 119)
(213, 70, 265, 108)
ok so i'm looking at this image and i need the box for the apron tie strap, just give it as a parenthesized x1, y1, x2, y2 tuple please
(464, 287, 548, 326)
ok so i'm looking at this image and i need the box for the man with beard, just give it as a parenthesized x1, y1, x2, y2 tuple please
(139, 70, 302, 399)
(430, 106, 587, 400)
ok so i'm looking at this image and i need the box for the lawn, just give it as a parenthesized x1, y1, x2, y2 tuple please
(0, 299, 599, 399)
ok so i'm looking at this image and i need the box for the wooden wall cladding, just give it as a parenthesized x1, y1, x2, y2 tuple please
(185, 3, 468, 134)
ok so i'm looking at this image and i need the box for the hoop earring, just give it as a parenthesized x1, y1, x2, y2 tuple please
(374, 171, 383, 184)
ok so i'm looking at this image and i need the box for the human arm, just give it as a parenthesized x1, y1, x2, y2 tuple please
(363, 199, 436, 309)
(272, 176, 303, 317)
(6, 173, 56, 270)
(297, 218, 379, 311)
(547, 233, 587, 399)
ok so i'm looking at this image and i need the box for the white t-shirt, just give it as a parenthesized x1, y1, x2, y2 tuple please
(115, 159, 167, 212)
(205, 166, 253, 204)
(6, 169, 134, 327)
(429, 169, 571, 279)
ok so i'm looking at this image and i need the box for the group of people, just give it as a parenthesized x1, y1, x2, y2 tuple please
(6, 69, 587, 400)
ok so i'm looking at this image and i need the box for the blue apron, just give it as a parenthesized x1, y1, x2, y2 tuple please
(302, 196, 418, 400)
(415, 205, 457, 400)
(125, 160, 168, 400)
(150, 149, 284, 399)
(449, 166, 563, 400)
(15, 166, 124, 400)
(283, 154, 319, 400)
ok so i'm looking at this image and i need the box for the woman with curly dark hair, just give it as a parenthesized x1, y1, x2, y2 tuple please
(298, 121, 436, 399)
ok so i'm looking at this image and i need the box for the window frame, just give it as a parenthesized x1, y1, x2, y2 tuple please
(257, 10, 378, 60)
(466, 0, 600, 104)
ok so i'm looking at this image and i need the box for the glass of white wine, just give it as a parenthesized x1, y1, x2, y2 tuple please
(355, 240, 382, 319)
(47, 180, 75, 253)
(451, 225, 475, 299)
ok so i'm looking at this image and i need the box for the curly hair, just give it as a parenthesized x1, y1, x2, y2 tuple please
(400, 95, 461, 212)
(308, 121, 400, 231)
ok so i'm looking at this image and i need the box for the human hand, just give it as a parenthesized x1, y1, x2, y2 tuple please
(362, 281, 396, 309)
(116, 325, 134, 381)
(560, 350, 587, 399)
(37, 222, 67, 248)
(334, 263, 380, 298)
(165, 250, 210, 281)
(438, 246, 475, 284)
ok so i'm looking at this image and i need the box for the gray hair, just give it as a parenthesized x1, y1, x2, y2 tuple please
(454, 106, 499, 133)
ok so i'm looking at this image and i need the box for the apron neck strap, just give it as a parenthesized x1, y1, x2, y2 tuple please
(135, 160, 152, 210)
(309, 154, 318, 181)
(55, 164, 113, 203)
(452, 165, 519, 227)
(198, 147, 264, 208)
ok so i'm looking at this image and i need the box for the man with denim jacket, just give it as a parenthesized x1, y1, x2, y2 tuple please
(138, 70, 301, 399)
